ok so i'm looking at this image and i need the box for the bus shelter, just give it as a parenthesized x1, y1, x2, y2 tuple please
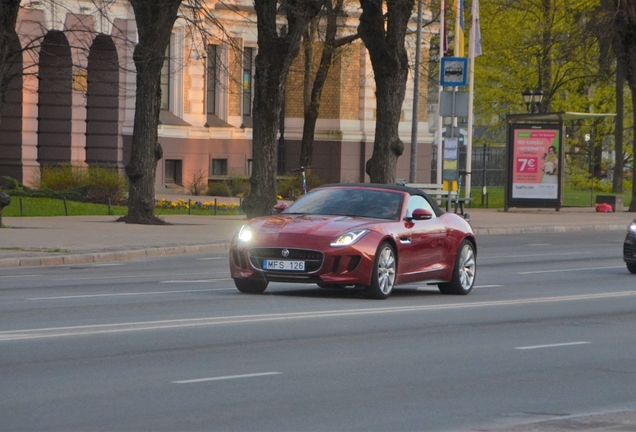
(505, 112, 615, 212)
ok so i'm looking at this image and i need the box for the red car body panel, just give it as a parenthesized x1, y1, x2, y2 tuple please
(229, 185, 476, 290)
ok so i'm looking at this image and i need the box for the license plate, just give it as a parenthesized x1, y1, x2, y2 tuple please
(263, 260, 305, 271)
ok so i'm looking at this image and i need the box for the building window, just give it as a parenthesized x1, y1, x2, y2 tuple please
(160, 38, 172, 111)
(206, 44, 218, 116)
(165, 159, 182, 185)
(242, 47, 253, 126)
(211, 158, 227, 176)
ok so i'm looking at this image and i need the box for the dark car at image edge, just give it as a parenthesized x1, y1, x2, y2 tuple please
(624, 219, 636, 274)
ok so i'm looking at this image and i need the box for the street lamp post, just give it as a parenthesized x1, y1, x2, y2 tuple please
(522, 87, 544, 113)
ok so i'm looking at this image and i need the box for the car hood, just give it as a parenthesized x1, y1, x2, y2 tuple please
(250, 214, 381, 238)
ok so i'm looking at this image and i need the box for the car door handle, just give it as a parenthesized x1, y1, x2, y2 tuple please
(399, 236, 411, 244)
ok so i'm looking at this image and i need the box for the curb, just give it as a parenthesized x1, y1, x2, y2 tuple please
(0, 224, 628, 269)
(0, 242, 230, 269)
(472, 224, 627, 236)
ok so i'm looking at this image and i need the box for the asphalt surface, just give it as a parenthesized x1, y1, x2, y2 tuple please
(1, 200, 633, 268)
(2, 201, 636, 431)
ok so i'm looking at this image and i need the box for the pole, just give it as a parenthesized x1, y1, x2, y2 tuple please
(409, 0, 424, 183)
(465, 0, 476, 200)
(436, 0, 445, 184)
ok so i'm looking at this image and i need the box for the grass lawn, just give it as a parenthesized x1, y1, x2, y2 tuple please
(467, 187, 633, 209)
(0, 197, 243, 217)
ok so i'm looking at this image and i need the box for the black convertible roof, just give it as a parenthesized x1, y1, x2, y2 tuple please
(318, 183, 444, 215)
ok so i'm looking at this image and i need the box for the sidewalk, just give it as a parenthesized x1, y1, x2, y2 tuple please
(1, 204, 634, 268)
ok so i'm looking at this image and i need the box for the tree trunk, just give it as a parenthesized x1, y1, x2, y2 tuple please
(121, 0, 183, 224)
(0, 0, 21, 127)
(358, 0, 413, 184)
(299, 0, 355, 169)
(613, 0, 636, 211)
(242, 0, 325, 219)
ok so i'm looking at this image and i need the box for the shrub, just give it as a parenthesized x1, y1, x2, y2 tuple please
(206, 174, 251, 197)
(187, 169, 207, 196)
(277, 171, 323, 200)
(206, 181, 231, 197)
(39, 163, 89, 191)
(86, 167, 128, 204)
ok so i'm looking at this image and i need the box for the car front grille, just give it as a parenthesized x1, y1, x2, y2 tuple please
(248, 247, 324, 272)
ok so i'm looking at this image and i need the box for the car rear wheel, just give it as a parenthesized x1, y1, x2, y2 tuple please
(234, 278, 268, 294)
(364, 242, 396, 299)
(627, 262, 636, 274)
(438, 239, 475, 295)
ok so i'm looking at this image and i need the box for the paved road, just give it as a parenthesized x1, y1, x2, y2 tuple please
(1, 231, 635, 431)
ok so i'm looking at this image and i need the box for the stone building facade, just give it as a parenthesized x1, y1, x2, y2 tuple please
(0, 0, 436, 191)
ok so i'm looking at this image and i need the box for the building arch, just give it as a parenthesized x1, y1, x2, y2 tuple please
(86, 34, 120, 168)
(0, 32, 24, 183)
(37, 30, 72, 166)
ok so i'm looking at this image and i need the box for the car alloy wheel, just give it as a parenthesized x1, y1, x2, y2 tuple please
(365, 241, 396, 299)
(439, 239, 475, 295)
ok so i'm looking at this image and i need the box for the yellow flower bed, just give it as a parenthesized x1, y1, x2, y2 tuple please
(156, 198, 240, 211)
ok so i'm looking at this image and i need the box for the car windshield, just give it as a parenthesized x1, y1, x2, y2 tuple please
(284, 188, 404, 220)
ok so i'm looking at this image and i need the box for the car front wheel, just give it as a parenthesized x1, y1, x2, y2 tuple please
(234, 278, 268, 294)
(364, 242, 396, 299)
(627, 262, 636, 274)
(439, 239, 476, 295)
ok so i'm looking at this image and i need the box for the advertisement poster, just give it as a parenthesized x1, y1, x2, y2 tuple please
(511, 128, 560, 200)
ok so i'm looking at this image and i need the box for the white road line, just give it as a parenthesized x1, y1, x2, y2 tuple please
(475, 285, 503, 288)
(480, 251, 594, 260)
(519, 266, 624, 275)
(173, 372, 282, 384)
(4, 290, 636, 341)
(54, 272, 222, 281)
(160, 279, 232, 284)
(89, 263, 125, 267)
(29, 287, 233, 300)
(516, 341, 591, 350)
(0, 274, 41, 279)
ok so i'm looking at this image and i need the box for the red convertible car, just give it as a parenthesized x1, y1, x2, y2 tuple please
(229, 184, 477, 299)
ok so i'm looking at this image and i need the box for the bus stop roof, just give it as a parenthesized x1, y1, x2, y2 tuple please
(507, 112, 615, 123)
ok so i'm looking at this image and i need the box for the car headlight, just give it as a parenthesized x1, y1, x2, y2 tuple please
(628, 222, 636, 234)
(331, 230, 369, 247)
(237, 225, 253, 243)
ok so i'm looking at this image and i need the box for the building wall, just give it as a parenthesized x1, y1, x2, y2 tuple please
(1, 0, 436, 192)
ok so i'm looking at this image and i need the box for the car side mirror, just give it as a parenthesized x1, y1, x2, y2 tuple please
(273, 202, 288, 214)
(408, 208, 433, 221)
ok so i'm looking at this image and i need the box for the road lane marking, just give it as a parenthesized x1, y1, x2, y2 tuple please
(519, 266, 624, 275)
(29, 287, 233, 300)
(53, 272, 222, 281)
(173, 372, 281, 384)
(4, 290, 636, 341)
(480, 251, 596, 260)
(516, 341, 591, 350)
(0, 274, 41, 279)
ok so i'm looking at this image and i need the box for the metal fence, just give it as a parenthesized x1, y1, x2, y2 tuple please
(431, 145, 506, 187)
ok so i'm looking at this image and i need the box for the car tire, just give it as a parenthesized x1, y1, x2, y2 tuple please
(234, 278, 268, 294)
(438, 239, 476, 295)
(364, 241, 396, 300)
(627, 262, 636, 274)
